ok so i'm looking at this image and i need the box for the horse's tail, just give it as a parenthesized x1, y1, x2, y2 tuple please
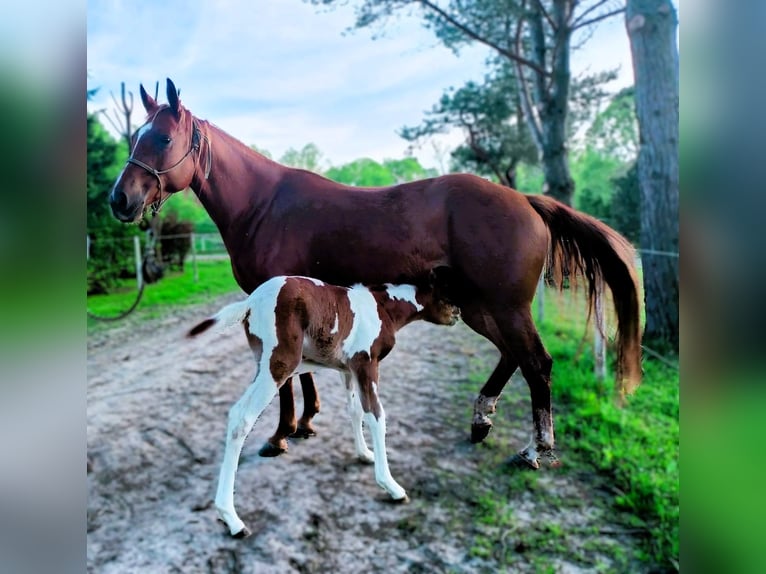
(186, 299, 251, 338)
(526, 194, 643, 395)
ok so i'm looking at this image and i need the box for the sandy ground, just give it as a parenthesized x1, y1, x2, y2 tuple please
(87, 293, 643, 573)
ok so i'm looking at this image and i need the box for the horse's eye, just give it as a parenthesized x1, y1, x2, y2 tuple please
(159, 135, 172, 146)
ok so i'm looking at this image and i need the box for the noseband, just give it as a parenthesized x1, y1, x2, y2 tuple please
(126, 116, 211, 215)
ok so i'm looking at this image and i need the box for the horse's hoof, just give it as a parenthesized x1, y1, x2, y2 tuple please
(232, 526, 252, 539)
(508, 452, 540, 470)
(258, 443, 287, 458)
(290, 426, 316, 439)
(470, 422, 493, 443)
(390, 494, 410, 504)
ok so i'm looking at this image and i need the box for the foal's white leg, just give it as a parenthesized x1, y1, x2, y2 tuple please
(360, 382, 408, 501)
(215, 373, 278, 537)
(344, 373, 374, 463)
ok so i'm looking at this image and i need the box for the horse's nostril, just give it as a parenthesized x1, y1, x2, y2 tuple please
(110, 189, 128, 211)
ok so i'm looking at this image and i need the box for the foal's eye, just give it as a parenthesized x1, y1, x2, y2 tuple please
(158, 135, 173, 146)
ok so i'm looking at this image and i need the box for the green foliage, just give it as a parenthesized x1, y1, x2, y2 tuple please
(250, 144, 273, 159)
(87, 259, 241, 328)
(279, 142, 325, 172)
(541, 294, 678, 567)
(515, 163, 544, 194)
(383, 157, 438, 183)
(610, 163, 641, 243)
(325, 156, 437, 186)
(87, 112, 140, 294)
(568, 68, 621, 144)
(585, 86, 639, 162)
(571, 148, 624, 223)
(161, 190, 218, 234)
(400, 63, 537, 186)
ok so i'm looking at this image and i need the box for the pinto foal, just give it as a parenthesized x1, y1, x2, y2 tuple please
(187, 275, 459, 538)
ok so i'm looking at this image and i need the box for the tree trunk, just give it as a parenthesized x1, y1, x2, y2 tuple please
(626, 0, 679, 352)
(522, 1, 575, 205)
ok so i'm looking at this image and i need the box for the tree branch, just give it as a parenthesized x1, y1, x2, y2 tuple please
(572, 6, 625, 31)
(534, 0, 556, 31)
(571, 0, 611, 28)
(418, 0, 551, 77)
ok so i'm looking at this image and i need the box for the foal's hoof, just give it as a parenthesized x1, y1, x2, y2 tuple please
(290, 426, 316, 439)
(232, 526, 252, 539)
(258, 442, 287, 458)
(470, 422, 493, 444)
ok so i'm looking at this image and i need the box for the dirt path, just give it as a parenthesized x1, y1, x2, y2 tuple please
(87, 293, 643, 573)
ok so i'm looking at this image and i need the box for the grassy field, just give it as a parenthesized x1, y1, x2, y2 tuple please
(465, 289, 679, 571)
(87, 258, 241, 330)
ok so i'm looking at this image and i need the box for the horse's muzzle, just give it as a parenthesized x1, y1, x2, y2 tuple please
(109, 189, 143, 222)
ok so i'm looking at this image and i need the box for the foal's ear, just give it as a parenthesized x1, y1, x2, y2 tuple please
(166, 77, 181, 118)
(139, 84, 159, 114)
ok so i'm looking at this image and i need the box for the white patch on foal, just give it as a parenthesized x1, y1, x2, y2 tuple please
(243, 276, 289, 375)
(296, 276, 324, 286)
(384, 283, 424, 311)
(330, 313, 339, 335)
(362, 381, 407, 501)
(342, 285, 382, 358)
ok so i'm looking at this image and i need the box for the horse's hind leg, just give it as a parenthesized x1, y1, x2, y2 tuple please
(459, 303, 519, 443)
(493, 307, 558, 469)
(291, 372, 320, 439)
(470, 356, 519, 443)
(258, 378, 297, 457)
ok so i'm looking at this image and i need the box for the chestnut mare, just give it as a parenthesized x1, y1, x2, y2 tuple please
(109, 79, 642, 469)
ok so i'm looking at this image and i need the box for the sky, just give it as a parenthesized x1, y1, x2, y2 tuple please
(87, 0, 635, 172)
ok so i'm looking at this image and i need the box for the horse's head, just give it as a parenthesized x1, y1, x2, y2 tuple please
(109, 78, 200, 222)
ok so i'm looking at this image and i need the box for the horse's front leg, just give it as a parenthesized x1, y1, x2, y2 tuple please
(291, 372, 320, 439)
(216, 374, 278, 537)
(258, 377, 297, 457)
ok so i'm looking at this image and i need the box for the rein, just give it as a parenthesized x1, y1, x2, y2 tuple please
(126, 115, 211, 216)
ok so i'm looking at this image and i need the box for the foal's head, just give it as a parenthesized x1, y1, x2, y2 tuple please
(414, 270, 461, 326)
(109, 78, 200, 222)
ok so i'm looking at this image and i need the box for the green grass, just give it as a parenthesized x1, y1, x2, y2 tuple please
(87, 258, 241, 328)
(466, 289, 679, 570)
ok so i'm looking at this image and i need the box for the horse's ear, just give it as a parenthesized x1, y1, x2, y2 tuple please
(166, 78, 181, 118)
(139, 84, 159, 114)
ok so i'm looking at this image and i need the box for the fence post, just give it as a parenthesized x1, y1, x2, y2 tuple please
(536, 273, 545, 324)
(86, 235, 91, 260)
(191, 232, 198, 283)
(594, 289, 606, 383)
(134, 235, 143, 290)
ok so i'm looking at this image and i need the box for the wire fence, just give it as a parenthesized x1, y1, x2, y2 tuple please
(87, 233, 678, 372)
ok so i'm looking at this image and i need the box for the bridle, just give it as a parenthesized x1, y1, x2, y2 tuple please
(126, 110, 212, 215)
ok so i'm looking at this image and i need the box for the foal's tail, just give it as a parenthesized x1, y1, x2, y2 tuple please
(526, 194, 643, 395)
(186, 299, 251, 338)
